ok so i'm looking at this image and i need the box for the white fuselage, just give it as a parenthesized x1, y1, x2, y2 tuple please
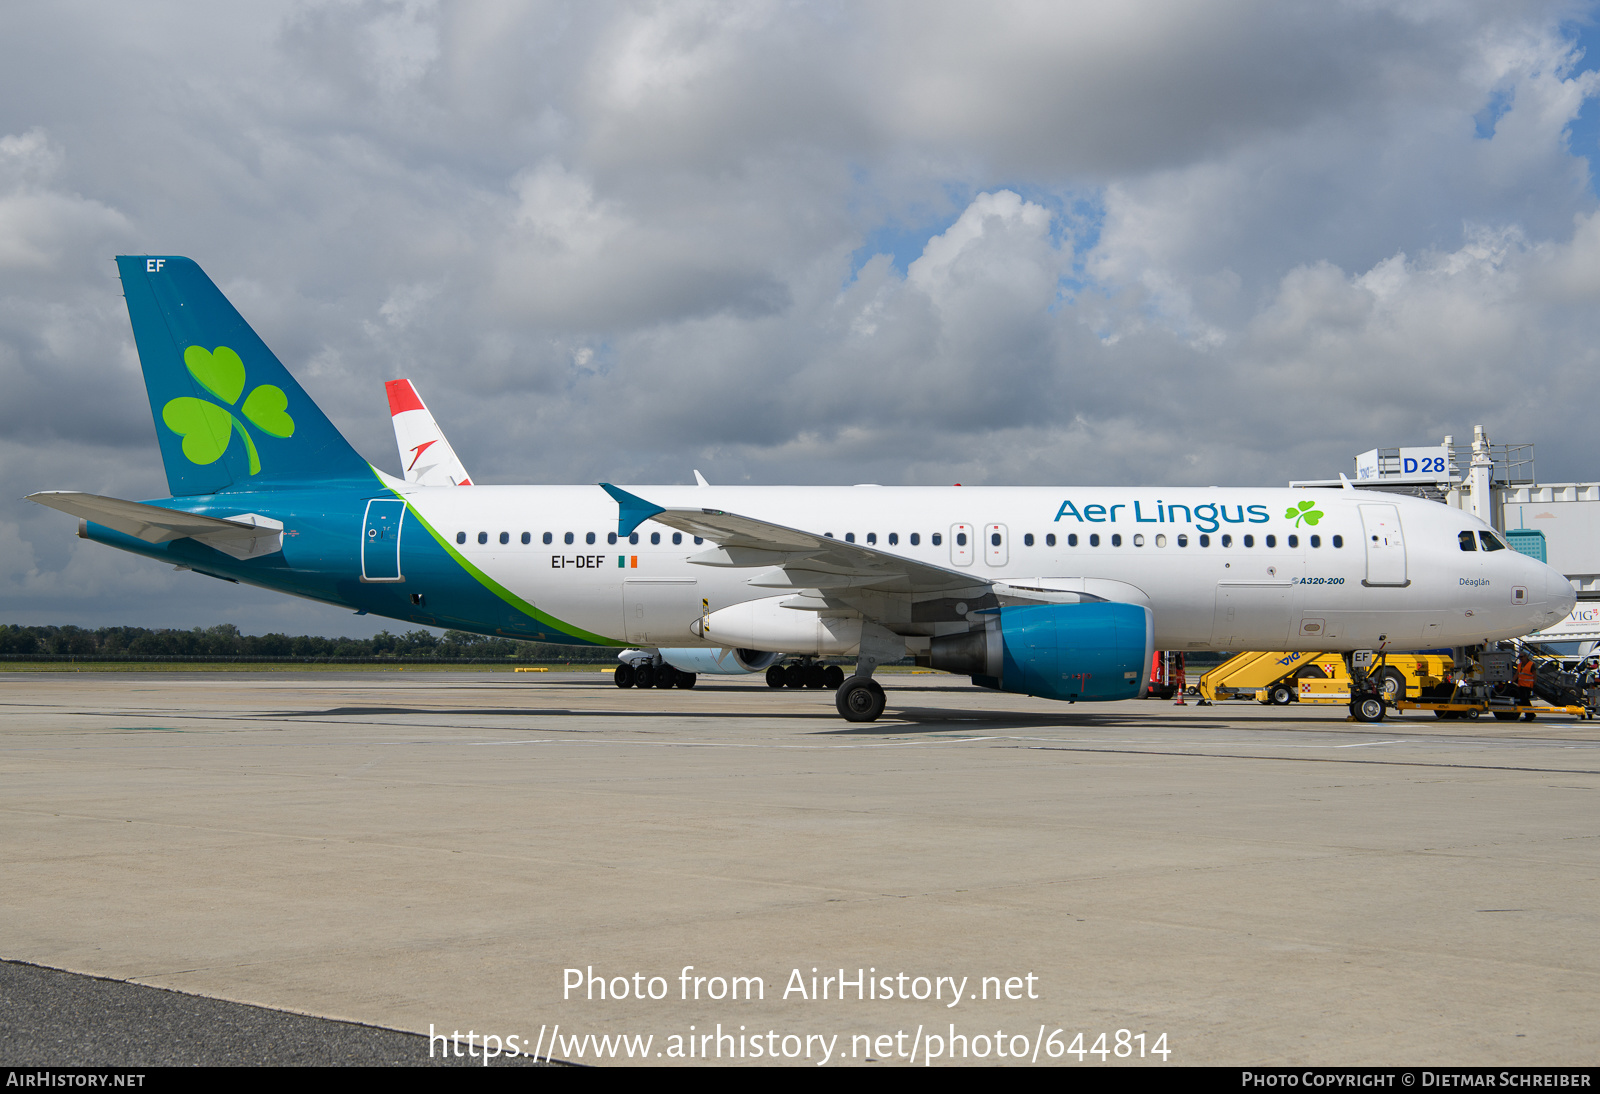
(395, 482, 1575, 655)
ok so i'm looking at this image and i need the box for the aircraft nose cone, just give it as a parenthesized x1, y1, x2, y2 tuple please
(1544, 567, 1577, 621)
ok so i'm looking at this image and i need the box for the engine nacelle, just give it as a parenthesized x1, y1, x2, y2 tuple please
(658, 647, 784, 675)
(929, 602, 1154, 702)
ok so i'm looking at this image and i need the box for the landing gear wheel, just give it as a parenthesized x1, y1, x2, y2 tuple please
(1350, 696, 1386, 723)
(676, 671, 697, 689)
(766, 665, 786, 689)
(823, 665, 845, 690)
(614, 664, 635, 689)
(1379, 668, 1407, 702)
(634, 663, 655, 690)
(836, 677, 887, 722)
(1268, 684, 1294, 706)
(805, 663, 826, 689)
(785, 663, 806, 689)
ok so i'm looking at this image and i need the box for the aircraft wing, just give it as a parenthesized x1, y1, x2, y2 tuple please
(26, 492, 283, 560)
(600, 483, 989, 596)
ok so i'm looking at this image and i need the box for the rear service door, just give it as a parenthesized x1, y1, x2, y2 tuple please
(361, 499, 405, 582)
(1359, 504, 1408, 586)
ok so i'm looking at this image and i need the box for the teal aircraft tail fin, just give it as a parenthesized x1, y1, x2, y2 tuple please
(116, 256, 371, 496)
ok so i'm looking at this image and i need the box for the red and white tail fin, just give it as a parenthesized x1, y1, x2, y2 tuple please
(384, 379, 474, 487)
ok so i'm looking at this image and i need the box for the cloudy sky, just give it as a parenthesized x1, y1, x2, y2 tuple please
(3, 0, 1600, 636)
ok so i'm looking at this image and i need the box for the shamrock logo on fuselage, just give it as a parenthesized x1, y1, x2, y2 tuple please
(1285, 499, 1323, 527)
(161, 346, 294, 475)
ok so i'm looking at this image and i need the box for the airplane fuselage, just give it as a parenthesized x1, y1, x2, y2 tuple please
(83, 477, 1573, 656)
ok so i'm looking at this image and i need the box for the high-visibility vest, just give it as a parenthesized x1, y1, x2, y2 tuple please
(1515, 660, 1536, 688)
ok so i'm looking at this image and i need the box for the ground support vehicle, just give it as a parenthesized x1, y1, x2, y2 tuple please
(1199, 651, 1452, 706)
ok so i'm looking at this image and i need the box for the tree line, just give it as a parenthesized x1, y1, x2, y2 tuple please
(0, 624, 615, 663)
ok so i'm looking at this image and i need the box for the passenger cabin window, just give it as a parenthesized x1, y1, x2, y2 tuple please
(1221, 534, 1232, 547)
(1024, 533, 1034, 546)
(629, 533, 639, 545)
(845, 533, 855, 543)
(1459, 531, 1477, 551)
(1177, 534, 1188, 547)
(478, 532, 488, 545)
(1133, 534, 1145, 546)
(1090, 533, 1100, 547)
(888, 533, 898, 545)
(956, 532, 967, 546)
(1332, 535, 1343, 548)
(1046, 533, 1056, 546)
(1065, 534, 1074, 546)
(932, 533, 942, 546)
(694, 537, 703, 544)
(564, 532, 574, 545)
(910, 533, 920, 545)
(586, 532, 596, 545)
(1310, 535, 1321, 548)
(1111, 533, 1122, 546)
(543, 532, 553, 545)
(607, 532, 617, 544)
(456, 532, 466, 544)
(521, 532, 531, 545)
(991, 532, 1002, 547)
(1265, 535, 1276, 547)
(866, 533, 877, 545)
(1199, 534, 1210, 547)
(673, 533, 682, 545)
(1242, 534, 1254, 547)
(499, 532, 509, 545)
(1288, 535, 1298, 548)
(651, 532, 661, 545)
(1480, 531, 1506, 552)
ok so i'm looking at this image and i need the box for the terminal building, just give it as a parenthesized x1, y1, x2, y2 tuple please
(1292, 426, 1600, 647)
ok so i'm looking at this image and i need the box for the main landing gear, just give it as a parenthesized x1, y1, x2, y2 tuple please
(835, 676, 887, 722)
(613, 660, 696, 689)
(765, 660, 846, 691)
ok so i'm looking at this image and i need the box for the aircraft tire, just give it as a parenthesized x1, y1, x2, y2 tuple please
(634, 663, 656, 690)
(766, 665, 786, 688)
(1379, 668, 1407, 701)
(1350, 696, 1385, 723)
(677, 671, 697, 689)
(823, 665, 845, 690)
(836, 677, 886, 722)
(785, 664, 806, 689)
(614, 664, 635, 689)
(805, 663, 826, 689)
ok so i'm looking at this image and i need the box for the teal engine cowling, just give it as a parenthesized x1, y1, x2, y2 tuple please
(929, 602, 1154, 701)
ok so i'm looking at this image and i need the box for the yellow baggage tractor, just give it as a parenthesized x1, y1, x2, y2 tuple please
(1199, 651, 1453, 706)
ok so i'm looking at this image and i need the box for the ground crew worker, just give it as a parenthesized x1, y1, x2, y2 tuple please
(1514, 651, 1537, 706)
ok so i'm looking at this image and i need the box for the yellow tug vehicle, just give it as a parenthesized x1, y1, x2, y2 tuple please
(1198, 650, 1450, 706)
(1198, 647, 1595, 721)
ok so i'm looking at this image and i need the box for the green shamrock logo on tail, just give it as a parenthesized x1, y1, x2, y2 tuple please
(1286, 499, 1323, 527)
(162, 346, 294, 475)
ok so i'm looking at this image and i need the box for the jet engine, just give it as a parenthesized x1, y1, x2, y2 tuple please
(929, 602, 1154, 702)
(659, 647, 785, 675)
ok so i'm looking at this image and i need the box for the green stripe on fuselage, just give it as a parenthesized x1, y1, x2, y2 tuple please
(378, 471, 621, 646)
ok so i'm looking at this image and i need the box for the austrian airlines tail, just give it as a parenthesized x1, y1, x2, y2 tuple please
(385, 379, 473, 487)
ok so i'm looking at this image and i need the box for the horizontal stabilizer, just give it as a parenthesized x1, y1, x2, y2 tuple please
(27, 491, 283, 560)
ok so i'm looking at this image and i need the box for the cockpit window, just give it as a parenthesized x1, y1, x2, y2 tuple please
(1458, 531, 1477, 552)
(1479, 531, 1506, 552)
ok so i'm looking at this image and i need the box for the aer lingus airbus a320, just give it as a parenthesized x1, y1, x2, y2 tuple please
(29, 257, 1576, 721)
